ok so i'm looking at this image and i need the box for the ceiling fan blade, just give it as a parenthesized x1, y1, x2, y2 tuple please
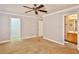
(36, 5, 44, 9)
(25, 10, 33, 13)
(38, 10, 47, 13)
(23, 6, 33, 9)
(35, 10, 38, 15)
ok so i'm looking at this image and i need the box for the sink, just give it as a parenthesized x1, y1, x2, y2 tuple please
(68, 31, 77, 33)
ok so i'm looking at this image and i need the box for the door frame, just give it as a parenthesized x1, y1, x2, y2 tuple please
(63, 13, 79, 50)
(37, 19, 43, 37)
(77, 14, 79, 50)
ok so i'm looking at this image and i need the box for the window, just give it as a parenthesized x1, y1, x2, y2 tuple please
(11, 17, 21, 42)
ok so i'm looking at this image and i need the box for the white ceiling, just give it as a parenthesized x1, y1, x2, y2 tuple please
(0, 4, 78, 17)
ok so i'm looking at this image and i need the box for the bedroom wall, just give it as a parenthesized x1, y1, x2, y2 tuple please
(0, 13, 10, 41)
(43, 6, 79, 45)
(0, 13, 37, 42)
(43, 12, 64, 44)
(21, 16, 37, 39)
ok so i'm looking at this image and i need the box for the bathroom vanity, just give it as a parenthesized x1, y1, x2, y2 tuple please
(67, 31, 77, 44)
(64, 14, 77, 44)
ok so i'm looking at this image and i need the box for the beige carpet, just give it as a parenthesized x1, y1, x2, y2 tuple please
(0, 37, 79, 54)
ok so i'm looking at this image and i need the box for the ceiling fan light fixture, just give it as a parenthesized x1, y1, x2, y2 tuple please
(23, 4, 47, 15)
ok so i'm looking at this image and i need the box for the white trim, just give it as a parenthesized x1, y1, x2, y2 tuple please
(43, 37, 64, 45)
(77, 14, 79, 50)
(21, 35, 37, 40)
(0, 40, 10, 44)
(0, 35, 37, 44)
(0, 10, 37, 19)
(62, 15, 65, 44)
(43, 5, 79, 17)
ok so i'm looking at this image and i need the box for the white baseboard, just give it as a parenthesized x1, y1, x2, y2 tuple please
(0, 40, 10, 44)
(0, 35, 37, 44)
(43, 37, 64, 45)
(0, 36, 64, 45)
(21, 35, 37, 40)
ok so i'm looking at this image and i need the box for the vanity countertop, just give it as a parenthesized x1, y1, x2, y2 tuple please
(68, 31, 77, 33)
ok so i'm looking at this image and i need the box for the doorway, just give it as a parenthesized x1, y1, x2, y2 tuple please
(64, 14, 78, 49)
(10, 17, 21, 42)
(38, 20, 43, 37)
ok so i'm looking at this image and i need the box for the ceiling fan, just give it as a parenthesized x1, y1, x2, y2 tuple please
(23, 4, 47, 15)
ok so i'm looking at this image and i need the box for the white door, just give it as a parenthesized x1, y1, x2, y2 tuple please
(11, 18, 21, 42)
(38, 20, 43, 36)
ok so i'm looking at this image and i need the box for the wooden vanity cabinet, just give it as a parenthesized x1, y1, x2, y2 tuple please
(66, 33, 77, 44)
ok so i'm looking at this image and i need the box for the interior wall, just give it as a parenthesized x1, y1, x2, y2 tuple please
(43, 13, 64, 44)
(0, 13, 37, 42)
(43, 7, 79, 45)
(21, 16, 37, 39)
(0, 13, 10, 41)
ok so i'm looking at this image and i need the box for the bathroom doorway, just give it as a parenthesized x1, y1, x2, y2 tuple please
(64, 14, 78, 49)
